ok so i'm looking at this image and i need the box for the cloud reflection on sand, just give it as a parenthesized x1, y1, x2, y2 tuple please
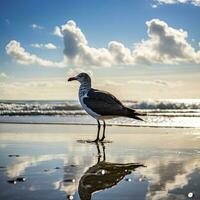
(6, 154, 66, 178)
(141, 155, 200, 200)
(6, 150, 199, 199)
(1, 126, 200, 199)
(53, 142, 146, 200)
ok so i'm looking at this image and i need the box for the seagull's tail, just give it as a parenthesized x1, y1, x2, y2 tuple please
(125, 108, 144, 121)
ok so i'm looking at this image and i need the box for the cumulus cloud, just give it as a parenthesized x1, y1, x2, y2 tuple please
(54, 19, 200, 66)
(133, 19, 200, 64)
(31, 43, 57, 49)
(30, 23, 44, 30)
(153, 0, 200, 6)
(53, 20, 134, 67)
(6, 19, 200, 68)
(6, 40, 65, 67)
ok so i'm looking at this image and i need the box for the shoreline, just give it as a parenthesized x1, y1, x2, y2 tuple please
(0, 121, 199, 129)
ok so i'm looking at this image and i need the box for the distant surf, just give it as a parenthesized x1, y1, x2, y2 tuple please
(1, 99, 200, 128)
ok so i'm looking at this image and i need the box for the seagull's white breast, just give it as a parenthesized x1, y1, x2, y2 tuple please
(79, 90, 100, 119)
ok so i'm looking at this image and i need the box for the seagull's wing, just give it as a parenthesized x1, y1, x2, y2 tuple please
(83, 89, 126, 116)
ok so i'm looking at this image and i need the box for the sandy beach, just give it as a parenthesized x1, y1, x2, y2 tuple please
(0, 123, 200, 200)
(1, 0, 200, 199)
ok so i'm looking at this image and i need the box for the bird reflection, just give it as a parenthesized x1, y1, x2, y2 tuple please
(78, 142, 145, 200)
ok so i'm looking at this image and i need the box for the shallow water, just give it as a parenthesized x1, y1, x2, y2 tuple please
(1, 114, 200, 128)
(0, 124, 200, 200)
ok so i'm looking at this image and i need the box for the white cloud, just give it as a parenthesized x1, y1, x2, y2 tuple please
(0, 72, 8, 80)
(53, 26, 63, 37)
(6, 40, 65, 67)
(133, 19, 200, 64)
(154, 0, 200, 6)
(193, 0, 200, 6)
(151, 4, 158, 8)
(54, 19, 200, 67)
(53, 20, 134, 67)
(31, 43, 57, 49)
(45, 43, 57, 49)
(30, 43, 41, 48)
(30, 23, 44, 30)
(6, 19, 200, 68)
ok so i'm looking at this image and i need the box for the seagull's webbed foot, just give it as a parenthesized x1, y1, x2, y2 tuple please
(92, 138, 99, 143)
(99, 136, 105, 142)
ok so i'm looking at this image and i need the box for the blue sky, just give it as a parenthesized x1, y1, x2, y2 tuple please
(0, 0, 200, 99)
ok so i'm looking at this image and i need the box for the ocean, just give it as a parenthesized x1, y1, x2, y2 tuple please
(1, 99, 200, 128)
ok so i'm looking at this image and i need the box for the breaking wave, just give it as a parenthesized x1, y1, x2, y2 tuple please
(125, 100, 200, 110)
(1, 100, 200, 117)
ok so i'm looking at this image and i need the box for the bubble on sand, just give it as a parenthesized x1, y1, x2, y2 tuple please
(72, 179, 75, 183)
(64, 179, 75, 183)
(8, 180, 17, 184)
(101, 169, 105, 175)
(188, 192, 193, 198)
(139, 175, 146, 182)
(16, 177, 26, 182)
(125, 178, 132, 182)
(8, 154, 20, 157)
(67, 195, 74, 200)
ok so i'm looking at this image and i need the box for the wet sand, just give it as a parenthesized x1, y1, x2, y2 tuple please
(0, 123, 200, 200)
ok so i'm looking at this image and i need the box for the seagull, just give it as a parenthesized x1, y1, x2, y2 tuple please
(68, 72, 143, 142)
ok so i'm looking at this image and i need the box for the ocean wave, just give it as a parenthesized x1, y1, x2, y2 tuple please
(1, 100, 200, 116)
(124, 100, 200, 110)
(0, 101, 82, 116)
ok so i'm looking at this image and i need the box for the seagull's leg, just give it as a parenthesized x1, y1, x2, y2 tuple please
(100, 120, 106, 141)
(101, 142, 106, 161)
(96, 142, 101, 163)
(93, 120, 101, 142)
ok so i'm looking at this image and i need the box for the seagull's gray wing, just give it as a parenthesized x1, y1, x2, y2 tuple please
(83, 89, 126, 116)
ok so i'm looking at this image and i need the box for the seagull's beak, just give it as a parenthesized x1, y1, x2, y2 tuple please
(68, 76, 77, 82)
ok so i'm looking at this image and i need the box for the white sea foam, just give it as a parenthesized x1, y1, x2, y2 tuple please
(1, 100, 200, 128)
(0, 100, 200, 117)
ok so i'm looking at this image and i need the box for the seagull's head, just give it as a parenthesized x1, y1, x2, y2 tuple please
(68, 72, 91, 85)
